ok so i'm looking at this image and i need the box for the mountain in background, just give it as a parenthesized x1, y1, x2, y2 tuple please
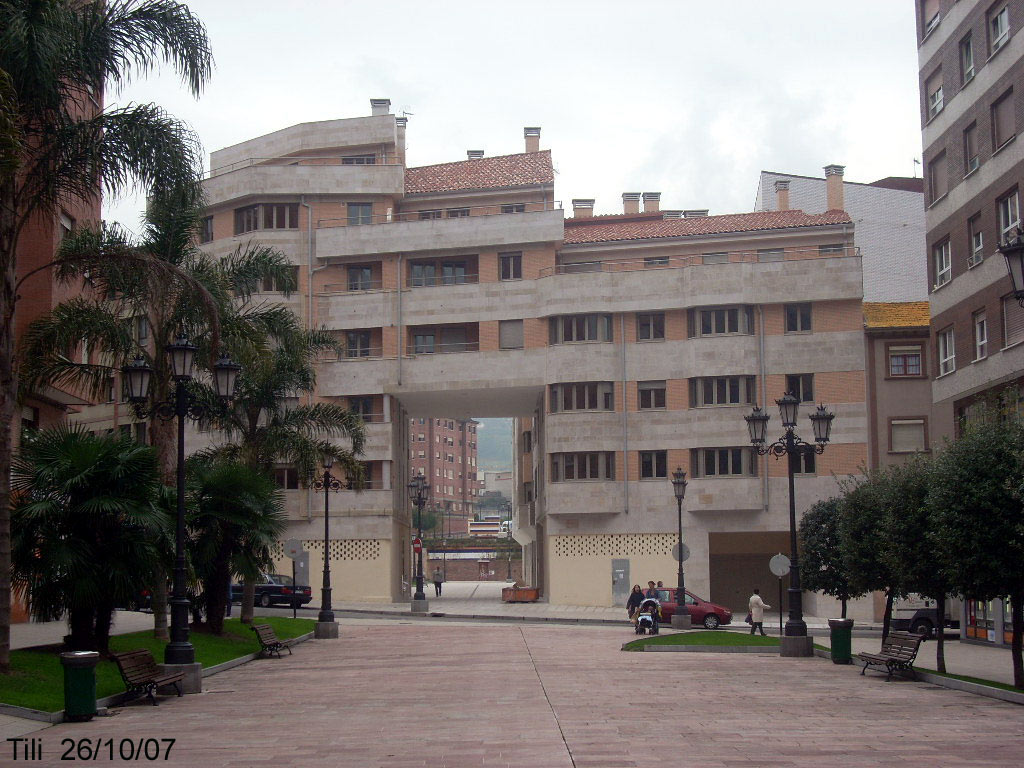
(475, 418, 514, 471)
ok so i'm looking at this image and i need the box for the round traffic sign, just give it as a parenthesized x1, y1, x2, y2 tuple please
(413, 537, 422, 554)
(672, 543, 691, 563)
(769, 553, 791, 577)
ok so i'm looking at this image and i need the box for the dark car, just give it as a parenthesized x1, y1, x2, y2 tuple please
(651, 588, 733, 629)
(231, 573, 313, 607)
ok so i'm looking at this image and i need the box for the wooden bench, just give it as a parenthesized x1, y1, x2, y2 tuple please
(252, 624, 292, 658)
(110, 650, 184, 705)
(857, 631, 926, 681)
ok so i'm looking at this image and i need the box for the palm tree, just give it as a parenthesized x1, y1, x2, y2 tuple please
(193, 333, 367, 623)
(19, 183, 303, 639)
(11, 424, 165, 651)
(0, 0, 212, 671)
(186, 460, 286, 635)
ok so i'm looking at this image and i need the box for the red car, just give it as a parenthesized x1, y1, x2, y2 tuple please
(651, 588, 732, 629)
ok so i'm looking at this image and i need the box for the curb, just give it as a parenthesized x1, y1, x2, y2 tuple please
(624, 643, 779, 653)
(0, 631, 315, 724)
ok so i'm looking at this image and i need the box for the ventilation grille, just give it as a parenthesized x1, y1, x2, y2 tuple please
(553, 534, 676, 558)
(270, 539, 382, 561)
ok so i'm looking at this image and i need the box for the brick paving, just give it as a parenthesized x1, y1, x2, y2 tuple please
(20, 623, 1024, 767)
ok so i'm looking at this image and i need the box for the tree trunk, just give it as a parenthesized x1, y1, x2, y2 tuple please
(934, 594, 946, 673)
(94, 600, 114, 654)
(1011, 591, 1023, 690)
(241, 579, 255, 624)
(840, 598, 847, 619)
(67, 606, 95, 651)
(882, 589, 894, 641)
(0, 203, 18, 673)
(204, 546, 231, 635)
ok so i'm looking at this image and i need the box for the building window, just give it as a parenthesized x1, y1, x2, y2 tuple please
(499, 252, 522, 280)
(441, 261, 467, 285)
(549, 314, 613, 344)
(550, 452, 615, 482)
(693, 306, 754, 337)
(640, 450, 668, 480)
(234, 205, 259, 235)
(133, 315, 149, 346)
(968, 215, 985, 267)
(446, 208, 470, 218)
(691, 376, 756, 407)
(549, 382, 614, 413)
(998, 189, 1020, 243)
(274, 467, 300, 490)
(888, 345, 923, 377)
(690, 447, 757, 478)
(964, 124, 979, 175)
(501, 203, 525, 214)
(960, 33, 975, 83)
(347, 203, 373, 226)
(925, 69, 943, 119)
(523, 430, 533, 453)
(784, 303, 812, 333)
(891, 419, 927, 453)
(818, 243, 845, 256)
(938, 327, 956, 376)
(418, 209, 442, 220)
(637, 312, 665, 341)
(989, 4, 1010, 53)
(263, 203, 299, 229)
(341, 154, 376, 165)
(1003, 296, 1024, 347)
(974, 311, 988, 360)
(757, 248, 784, 262)
(413, 333, 435, 354)
(644, 255, 669, 267)
(345, 330, 373, 358)
(349, 396, 374, 420)
(928, 151, 948, 202)
(786, 373, 814, 402)
(638, 380, 667, 409)
(793, 451, 816, 475)
(410, 262, 437, 287)
(348, 265, 373, 291)
(702, 252, 729, 265)
(933, 240, 951, 287)
(59, 211, 74, 241)
(499, 320, 524, 350)
(922, 0, 940, 36)
(261, 265, 299, 293)
(991, 90, 1015, 151)
(200, 216, 213, 244)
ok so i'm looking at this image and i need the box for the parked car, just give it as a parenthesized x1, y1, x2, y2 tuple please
(891, 596, 961, 637)
(651, 588, 733, 629)
(231, 573, 313, 607)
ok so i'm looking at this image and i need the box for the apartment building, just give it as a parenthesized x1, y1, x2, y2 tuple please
(408, 417, 479, 534)
(917, 0, 1024, 646)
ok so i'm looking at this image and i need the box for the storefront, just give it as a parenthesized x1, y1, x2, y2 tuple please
(963, 598, 1013, 645)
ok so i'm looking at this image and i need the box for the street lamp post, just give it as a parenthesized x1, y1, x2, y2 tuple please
(408, 475, 428, 613)
(123, 340, 241, 667)
(312, 456, 342, 638)
(745, 393, 834, 656)
(670, 467, 690, 629)
(506, 501, 514, 582)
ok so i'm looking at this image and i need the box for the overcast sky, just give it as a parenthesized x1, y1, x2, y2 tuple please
(104, 0, 923, 232)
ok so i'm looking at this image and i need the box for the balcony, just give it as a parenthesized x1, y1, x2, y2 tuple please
(316, 204, 564, 259)
(204, 158, 405, 206)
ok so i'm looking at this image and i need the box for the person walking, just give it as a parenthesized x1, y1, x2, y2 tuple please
(432, 566, 444, 597)
(626, 584, 644, 620)
(748, 588, 770, 636)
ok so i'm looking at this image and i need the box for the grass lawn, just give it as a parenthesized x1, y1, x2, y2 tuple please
(623, 630, 781, 651)
(0, 616, 314, 713)
(916, 667, 1024, 693)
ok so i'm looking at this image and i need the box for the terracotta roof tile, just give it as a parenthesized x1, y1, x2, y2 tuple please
(405, 151, 553, 194)
(563, 209, 853, 244)
(863, 301, 931, 329)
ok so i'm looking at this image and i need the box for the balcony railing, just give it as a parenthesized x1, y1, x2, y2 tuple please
(352, 411, 387, 424)
(409, 273, 480, 287)
(323, 279, 386, 292)
(539, 245, 859, 278)
(335, 346, 384, 360)
(405, 341, 480, 355)
(208, 153, 402, 177)
(317, 199, 561, 229)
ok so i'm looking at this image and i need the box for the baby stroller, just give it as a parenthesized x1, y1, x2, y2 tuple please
(635, 597, 661, 635)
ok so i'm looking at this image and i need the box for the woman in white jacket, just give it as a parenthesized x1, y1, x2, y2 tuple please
(748, 589, 770, 636)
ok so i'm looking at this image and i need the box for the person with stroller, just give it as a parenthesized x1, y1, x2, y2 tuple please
(626, 584, 644, 620)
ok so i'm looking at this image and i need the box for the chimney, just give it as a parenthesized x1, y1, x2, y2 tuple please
(824, 164, 846, 211)
(683, 209, 709, 218)
(622, 192, 641, 215)
(524, 127, 541, 153)
(395, 116, 407, 165)
(662, 210, 683, 219)
(370, 98, 391, 116)
(774, 180, 791, 211)
(467, 150, 484, 160)
(572, 198, 595, 218)
(642, 192, 661, 213)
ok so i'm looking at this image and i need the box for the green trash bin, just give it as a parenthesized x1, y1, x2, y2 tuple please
(828, 618, 854, 664)
(61, 651, 100, 722)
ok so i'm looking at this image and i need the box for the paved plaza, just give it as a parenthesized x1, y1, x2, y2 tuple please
(10, 619, 1024, 767)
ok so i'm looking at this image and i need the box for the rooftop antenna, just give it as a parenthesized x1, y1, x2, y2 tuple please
(912, 158, 921, 178)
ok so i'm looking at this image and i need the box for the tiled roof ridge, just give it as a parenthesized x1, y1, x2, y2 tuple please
(406, 149, 551, 173)
(566, 210, 665, 224)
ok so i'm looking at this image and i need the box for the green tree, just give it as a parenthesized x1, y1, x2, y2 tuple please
(10, 424, 164, 651)
(838, 468, 904, 639)
(19, 182, 300, 639)
(0, 0, 211, 671)
(929, 416, 1024, 688)
(799, 497, 860, 619)
(186, 459, 285, 635)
